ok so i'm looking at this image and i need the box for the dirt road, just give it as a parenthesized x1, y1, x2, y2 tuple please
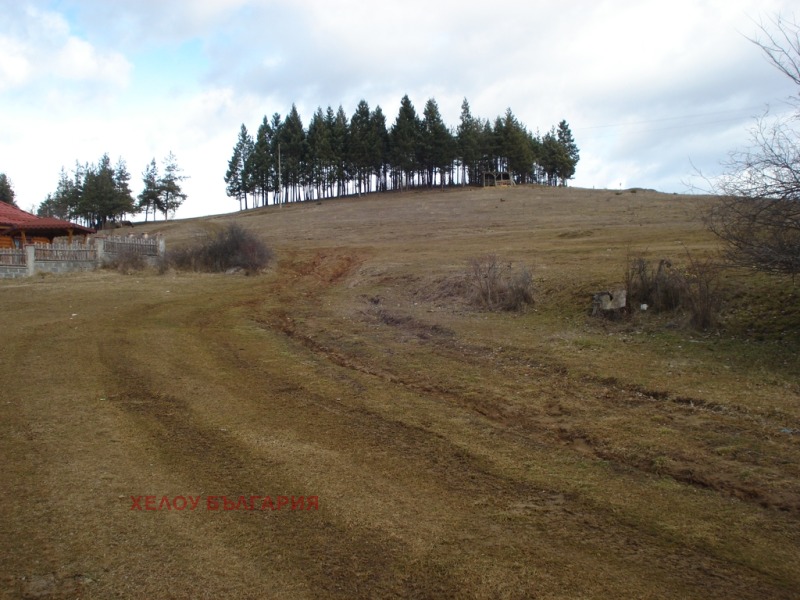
(2, 188, 799, 598)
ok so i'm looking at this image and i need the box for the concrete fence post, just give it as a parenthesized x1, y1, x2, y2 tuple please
(25, 244, 36, 277)
(158, 236, 166, 258)
(95, 237, 105, 266)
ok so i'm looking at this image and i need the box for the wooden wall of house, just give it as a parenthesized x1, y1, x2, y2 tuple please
(0, 235, 51, 249)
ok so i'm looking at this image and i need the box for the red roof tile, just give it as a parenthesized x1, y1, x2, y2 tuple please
(0, 202, 95, 235)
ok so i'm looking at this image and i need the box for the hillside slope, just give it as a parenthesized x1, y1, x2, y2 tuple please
(1, 186, 798, 598)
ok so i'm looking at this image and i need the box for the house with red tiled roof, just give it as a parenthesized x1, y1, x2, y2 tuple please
(0, 203, 95, 248)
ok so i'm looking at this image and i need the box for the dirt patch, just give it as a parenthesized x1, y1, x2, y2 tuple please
(558, 229, 595, 238)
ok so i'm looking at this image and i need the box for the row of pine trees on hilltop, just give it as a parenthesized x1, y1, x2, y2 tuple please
(225, 96, 580, 209)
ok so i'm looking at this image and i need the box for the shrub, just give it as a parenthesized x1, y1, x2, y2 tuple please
(504, 266, 535, 311)
(468, 254, 506, 308)
(625, 257, 683, 312)
(105, 246, 147, 274)
(682, 254, 723, 330)
(168, 223, 273, 275)
(466, 254, 534, 312)
(624, 252, 722, 330)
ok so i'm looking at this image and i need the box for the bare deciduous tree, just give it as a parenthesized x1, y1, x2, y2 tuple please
(751, 14, 800, 86)
(706, 15, 800, 276)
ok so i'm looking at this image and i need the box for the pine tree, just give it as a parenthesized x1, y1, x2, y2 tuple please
(242, 131, 257, 208)
(268, 113, 284, 203)
(252, 116, 274, 206)
(111, 158, 136, 221)
(0, 173, 17, 206)
(69, 163, 88, 225)
(555, 120, 580, 184)
(159, 152, 187, 219)
(330, 106, 349, 197)
(37, 195, 57, 218)
(313, 108, 333, 197)
(349, 99, 372, 195)
(306, 107, 331, 199)
(480, 119, 499, 179)
(370, 106, 390, 192)
(501, 109, 534, 183)
(540, 128, 565, 186)
(421, 98, 454, 188)
(64, 165, 83, 221)
(79, 154, 117, 227)
(457, 99, 481, 186)
(237, 124, 254, 209)
(138, 159, 161, 222)
(37, 168, 74, 219)
(390, 95, 421, 190)
(225, 146, 243, 210)
(279, 105, 306, 202)
(225, 124, 253, 210)
(529, 131, 544, 184)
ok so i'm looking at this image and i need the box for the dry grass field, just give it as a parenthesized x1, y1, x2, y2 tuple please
(1, 186, 799, 598)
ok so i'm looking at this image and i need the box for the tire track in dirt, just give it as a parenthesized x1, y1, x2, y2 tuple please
(411, 332, 800, 513)
(97, 331, 467, 598)
(257, 284, 800, 517)
(98, 248, 796, 598)
(258, 251, 800, 517)
(241, 301, 799, 597)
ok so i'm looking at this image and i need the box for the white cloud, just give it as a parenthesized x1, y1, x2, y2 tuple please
(53, 37, 130, 86)
(0, 4, 131, 96)
(2, 0, 799, 219)
(0, 35, 31, 91)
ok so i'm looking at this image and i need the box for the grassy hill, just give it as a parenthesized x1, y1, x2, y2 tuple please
(1, 185, 799, 598)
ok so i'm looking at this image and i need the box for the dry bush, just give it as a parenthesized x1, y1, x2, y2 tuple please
(167, 223, 273, 275)
(468, 254, 506, 308)
(167, 246, 200, 272)
(505, 266, 535, 311)
(625, 257, 683, 312)
(682, 254, 723, 330)
(625, 252, 723, 329)
(466, 254, 534, 312)
(105, 246, 147, 274)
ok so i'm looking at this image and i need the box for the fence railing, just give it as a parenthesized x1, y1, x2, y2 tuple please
(0, 248, 26, 266)
(34, 242, 94, 261)
(103, 236, 160, 257)
(0, 235, 165, 279)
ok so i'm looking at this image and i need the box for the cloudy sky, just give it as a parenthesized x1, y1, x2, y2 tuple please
(1, 0, 797, 219)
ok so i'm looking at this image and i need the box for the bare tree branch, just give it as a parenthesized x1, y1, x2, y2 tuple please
(708, 15, 800, 276)
(748, 14, 800, 87)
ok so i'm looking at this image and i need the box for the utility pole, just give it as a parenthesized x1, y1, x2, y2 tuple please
(277, 143, 282, 207)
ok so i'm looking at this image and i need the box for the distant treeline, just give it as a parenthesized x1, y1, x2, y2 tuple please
(225, 96, 579, 209)
(38, 153, 187, 227)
